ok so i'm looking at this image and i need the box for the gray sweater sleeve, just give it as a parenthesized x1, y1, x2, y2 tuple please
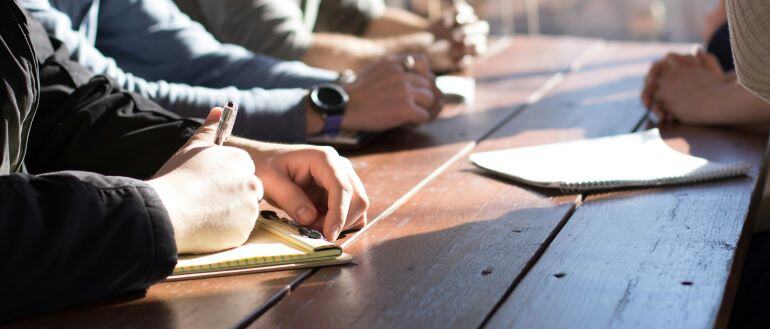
(726, 0, 770, 104)
(175, 0, 314, 61)
(21, 0, 339, 143)
(174, 0, 385, 61)
(314, 0, 386, 35)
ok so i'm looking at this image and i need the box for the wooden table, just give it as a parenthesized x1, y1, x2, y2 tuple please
(9, 36, 769, 329)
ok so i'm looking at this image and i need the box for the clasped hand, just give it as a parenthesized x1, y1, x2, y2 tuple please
(641, 50, 728, 124)
(427, 2, 489, 72)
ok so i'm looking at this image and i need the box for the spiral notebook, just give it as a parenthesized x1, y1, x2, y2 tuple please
(166, 211, 352, 281)
(469, 129, 751, 193)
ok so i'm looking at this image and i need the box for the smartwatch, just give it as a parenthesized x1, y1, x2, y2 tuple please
(309, 83, 349, 135)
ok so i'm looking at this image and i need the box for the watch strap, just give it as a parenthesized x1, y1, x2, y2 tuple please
(322, 114, 344, 135)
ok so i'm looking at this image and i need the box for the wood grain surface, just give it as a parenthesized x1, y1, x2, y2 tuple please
(11, 38, 758, 329)
(247, 42, 695, 329)
(7, 36, 597, 329)
(343, 36, 601, 220)
(484, 129, 768, 327)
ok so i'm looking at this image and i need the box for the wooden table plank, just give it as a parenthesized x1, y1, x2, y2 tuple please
(484, 105, 768, 326)
(7, 36, 598, 329)
(247, 42, 691, 329)
(344, 35, 601, 220)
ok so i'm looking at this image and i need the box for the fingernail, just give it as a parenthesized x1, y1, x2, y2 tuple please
(297, 206, 315, 224)
(331, 227, 341, 241)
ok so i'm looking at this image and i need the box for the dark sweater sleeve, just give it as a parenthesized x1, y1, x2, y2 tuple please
(25, 73, 201, 179)
(18, 12, 201, 178)
(0, 171, 177, 322)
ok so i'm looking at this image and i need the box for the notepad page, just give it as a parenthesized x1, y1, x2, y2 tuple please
(469, 129, 751, 191)
(175, 228, 340, 274)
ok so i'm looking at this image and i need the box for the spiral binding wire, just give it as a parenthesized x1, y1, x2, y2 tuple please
(559, 162, 752, 194)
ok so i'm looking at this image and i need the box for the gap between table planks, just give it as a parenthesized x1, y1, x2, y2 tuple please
(6, 36, 599, 329)
(246, 42, 695, 329)
(485, 126, 769, 329)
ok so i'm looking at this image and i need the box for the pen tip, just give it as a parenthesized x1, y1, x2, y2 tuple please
(226, 101, 234, 108)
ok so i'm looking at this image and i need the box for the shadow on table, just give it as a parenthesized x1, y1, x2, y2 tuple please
(11, 294, 177, 329)
(9, 271, 301, 329)
(475, 54, 658, 85)
(254, 204, 574, 328)
(345, 74, 643, 158)
(462, 166, 572, 198)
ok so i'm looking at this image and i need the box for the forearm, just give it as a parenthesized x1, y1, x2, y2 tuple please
(706, 80, 770, 125)
(0, 172, 176, 321)
(303, 32, 433, 71)
(363, 7, 430, 38)
(303, 33, 387, 71)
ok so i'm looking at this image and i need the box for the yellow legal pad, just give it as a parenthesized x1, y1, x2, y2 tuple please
(166, 211, 352, 281)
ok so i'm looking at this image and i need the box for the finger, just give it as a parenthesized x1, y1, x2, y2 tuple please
(450, 40, 483, 60)
(650, 86, 669, 118)
(261, 171, 319, 227)
(453, 21, 490, 41)
(651, 103, 668, 123)
(409, 85, 436, 109)
(429, 83, 445, 120)
(188, 107, 223, 147)
(310, 152, 354, 241)
(471, 39, 488, 56)
(461, 34, 487, 51)
(406, 99, 432, 125)
(406, 72, 433, 90)
(349, 214, 368, 231)
(642, 61, 665, 108)
(699, 50, 724, 75)
(670, 53, 696, 67)
(691, 48, 705, 66)
(340, 159, 369, 231)
(666, 112, 676, 124)
(408, 53, 432, 77)
(322, 181, 351, 242)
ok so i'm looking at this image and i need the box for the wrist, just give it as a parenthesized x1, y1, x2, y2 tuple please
(307, 83, 348, 135)
(147, 176, 189, 249)
(381, 33, 434, 53)
(701, 83, 732, 123)
(306, 98, 325, 135)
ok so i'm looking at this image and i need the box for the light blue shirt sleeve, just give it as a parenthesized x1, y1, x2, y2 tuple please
(21, 0, 339, 142)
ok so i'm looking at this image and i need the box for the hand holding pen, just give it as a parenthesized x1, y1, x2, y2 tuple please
(149, 105, 263, 253)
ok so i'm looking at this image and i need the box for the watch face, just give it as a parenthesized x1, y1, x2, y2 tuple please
(312, 83, 348, 115)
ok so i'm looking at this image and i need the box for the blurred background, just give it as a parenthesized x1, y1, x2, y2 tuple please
(386, 0, 719, 43)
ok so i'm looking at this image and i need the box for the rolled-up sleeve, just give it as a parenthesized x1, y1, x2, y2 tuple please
(176, 0, 314, 61)
(315, 0, 386, 35)
(726, 0, 770, 104)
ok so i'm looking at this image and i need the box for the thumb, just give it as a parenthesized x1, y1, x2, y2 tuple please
(262, 173, 319, 227)
(188, 107, 223, 147)
(698, 50, 724, 75)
